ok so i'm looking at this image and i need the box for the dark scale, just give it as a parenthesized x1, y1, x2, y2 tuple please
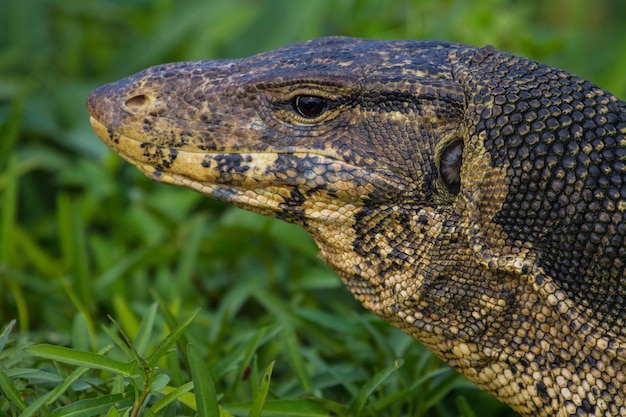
(469, 51, 626, 334)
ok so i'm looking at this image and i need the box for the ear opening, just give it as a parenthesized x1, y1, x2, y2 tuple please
(439, 139, 464, 195)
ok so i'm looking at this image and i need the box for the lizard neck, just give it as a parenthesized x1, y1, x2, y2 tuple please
(304, 204, 626, 417)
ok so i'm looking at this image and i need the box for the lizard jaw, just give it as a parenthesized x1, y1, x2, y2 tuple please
(90, 115, 383, 221)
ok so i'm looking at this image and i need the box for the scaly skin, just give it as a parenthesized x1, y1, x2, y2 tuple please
(87, 37, 626, 416)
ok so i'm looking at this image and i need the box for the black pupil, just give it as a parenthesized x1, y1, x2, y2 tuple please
(295, 95, 326, 118)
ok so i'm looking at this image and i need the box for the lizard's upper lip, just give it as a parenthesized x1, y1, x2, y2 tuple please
(88, 114, 404, 209)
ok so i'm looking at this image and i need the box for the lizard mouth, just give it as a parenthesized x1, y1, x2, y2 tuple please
(89, 115, 394, 218)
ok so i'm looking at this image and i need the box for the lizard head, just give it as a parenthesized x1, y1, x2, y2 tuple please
(87, 37, 466, 220)
(87, 37, 476, 350)
(88, 36, 626, 416)
(84, 35, 551, 358)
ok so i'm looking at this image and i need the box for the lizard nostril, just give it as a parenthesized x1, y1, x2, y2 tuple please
(125, 94, 148, 108)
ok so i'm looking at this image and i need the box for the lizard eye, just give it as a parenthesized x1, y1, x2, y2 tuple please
(440, 139, 464, 195)
(293, 95, 326, 118)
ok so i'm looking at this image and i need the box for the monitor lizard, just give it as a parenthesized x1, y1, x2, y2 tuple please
(86, 37, 626, 417)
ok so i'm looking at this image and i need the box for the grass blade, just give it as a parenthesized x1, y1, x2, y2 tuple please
(112, 294, 141, 342)
(282, 325, 311, 394)
(349, 359, 404, 416)
(17, 345, 114, 417)
(0, 319, 16, 352)
(249, 361, 274, 417)
(153, 381, 195, 412)
(225, 399, 329, 417)
(51, 393, 134, 417)
(146, 308, 200, 368)
(188, 343, 219, 417)
(45, 345, 113, 404)
(457, 396, 478, 417)
(0, 367, 28, 411)
(150, 289, 191, 366)
(0, 157, 28, 329)
(134, 303, 158, 356)
(26, 344, 138, 377)
(57, 194, 94, 315)
(212, 324, 280, 380)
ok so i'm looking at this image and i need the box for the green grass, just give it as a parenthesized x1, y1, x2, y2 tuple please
(1, 0, 625, 415)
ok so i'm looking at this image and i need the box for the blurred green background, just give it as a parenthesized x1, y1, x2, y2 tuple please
(0, 0, 624, 416)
